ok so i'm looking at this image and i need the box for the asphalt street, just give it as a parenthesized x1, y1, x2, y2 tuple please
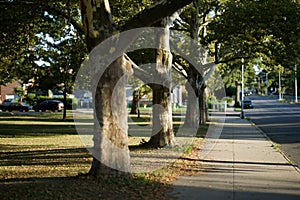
(245, 96, 300, 167)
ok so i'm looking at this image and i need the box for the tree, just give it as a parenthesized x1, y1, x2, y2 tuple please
(79, 0, 194, 178)
(172, 0, 220, 126)
(146, 18, 176, 147)
(1, 0, 194, 178)
(129, 84, 151, 115)
(53, 31, 86, 120)
(0, 0, 86, 106)
(204, 0, 300, 78)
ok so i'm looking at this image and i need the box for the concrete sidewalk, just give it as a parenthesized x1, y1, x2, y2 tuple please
(169, 114, 300, 200)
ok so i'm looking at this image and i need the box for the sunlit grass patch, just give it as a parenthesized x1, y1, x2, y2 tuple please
(0, 111, 204, 200)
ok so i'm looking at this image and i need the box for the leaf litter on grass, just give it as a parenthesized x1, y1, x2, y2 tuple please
(0, 114, 205, 199)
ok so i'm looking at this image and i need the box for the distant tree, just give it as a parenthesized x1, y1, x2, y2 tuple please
(130, 84, 152, 115)
(172, 0, 220, 126)
(205, 0, 300, 72)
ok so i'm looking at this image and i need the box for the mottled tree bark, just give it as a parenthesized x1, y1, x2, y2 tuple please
(148, 22, 175, 147)
(80, 0, 131, 178)
(184, 77, 199, 129)
(79, 0, 193, 177)
(90, 57, 132, 178)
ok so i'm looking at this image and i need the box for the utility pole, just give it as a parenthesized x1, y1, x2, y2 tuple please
(266, 72, 269, 96)
(241, 58, 245, 119)
(295, 66, 298, 103)
(278, 70, 282, 100)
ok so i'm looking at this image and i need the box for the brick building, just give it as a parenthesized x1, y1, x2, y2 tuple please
(0, 81, 22, 103)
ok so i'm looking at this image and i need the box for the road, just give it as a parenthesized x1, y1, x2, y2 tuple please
(245, 96, 300, 167)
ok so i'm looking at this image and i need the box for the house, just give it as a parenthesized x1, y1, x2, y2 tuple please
(0, 81, 22, 104)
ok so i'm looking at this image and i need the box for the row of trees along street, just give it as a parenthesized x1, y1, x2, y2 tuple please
(1, 0, 299, 179)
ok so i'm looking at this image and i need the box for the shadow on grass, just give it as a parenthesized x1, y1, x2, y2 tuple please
(0, 176, 104, 200)
(0, 124, 78, 136)
(0, 146, 171, 200)
(0, 147, 90, 167)
(0, 174, 170, 200)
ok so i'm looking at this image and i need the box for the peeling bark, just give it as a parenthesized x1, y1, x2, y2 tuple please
(79, 0, 193, 177)
(148, 21, 175, 147)
(184, 80, 199, 128)
(80, 0, 130, 178)
(90, 56, 132, 178)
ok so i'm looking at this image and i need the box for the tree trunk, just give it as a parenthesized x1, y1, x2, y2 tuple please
(199, 86, 208, 125)
(63, 86, 67, 120)
(235, 82, 241, 107)
(79, 0, 193, 177)
(80, 0, 131, 178)
(130, 89, 139, 114)
(184, 78, 199, 128)
(148, 22, 175, 147)
(89, 57, 132, 178)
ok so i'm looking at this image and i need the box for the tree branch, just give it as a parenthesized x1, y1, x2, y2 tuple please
(121, 0, 193, 31)
(217, 56, 250, 64)
(0, 1, 84, 35)
(172, 63, 188, 79)
(123, 53, 152, 83)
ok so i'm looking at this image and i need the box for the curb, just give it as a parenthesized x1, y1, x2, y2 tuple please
(246, 117, 300, 174)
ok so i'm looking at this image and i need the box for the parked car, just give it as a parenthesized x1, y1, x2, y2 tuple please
(243, 100, 254, 109)
(33, 100, 64, 112)
(1, 99, 13, 106)
(1, 102, 30, 112)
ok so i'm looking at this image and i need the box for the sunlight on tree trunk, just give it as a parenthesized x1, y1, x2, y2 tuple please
(89, 57, 132, 178)
(80, 0, 131, 178)
(79, 0, 193, 177)
(184, 81, 199, 128)
(148, 22, 176, 147)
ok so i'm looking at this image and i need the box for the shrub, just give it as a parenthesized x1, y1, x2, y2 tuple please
(24, 93, 37, 105)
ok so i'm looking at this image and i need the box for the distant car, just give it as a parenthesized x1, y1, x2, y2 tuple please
(2, 102, 30, 112)
(243, 100, 254, 109)
(33, 100, 64, 112)
(245, 91, 251, 96)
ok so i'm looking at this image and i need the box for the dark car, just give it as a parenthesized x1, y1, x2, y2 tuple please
(2, 102, 30, 112)
(243, 100, 254, 109)
(33, 100, 64, 112)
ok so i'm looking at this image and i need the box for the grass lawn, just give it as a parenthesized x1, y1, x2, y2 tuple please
(0, 111, 206, 200)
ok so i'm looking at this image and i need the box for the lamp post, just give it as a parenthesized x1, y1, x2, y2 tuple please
(241, 58, 245, 119)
